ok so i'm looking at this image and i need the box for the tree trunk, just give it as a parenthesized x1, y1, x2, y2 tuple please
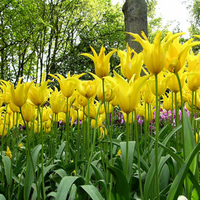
(122, 0, 147, 53)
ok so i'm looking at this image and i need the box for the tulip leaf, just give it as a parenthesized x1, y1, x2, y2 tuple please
(64, 161, 84, 174)
(144, 125, 182, 200)
(0, 194, 6, 200)
(32, 164, 55, 199)
(55, 176, 84, 200)
(24, 144, 42, 200)
(56, 141, 66, 159)
(167, 143, 200, 200)
(183, 109, 196, 171)
(90, 163, 105, 180)
(79, 185, 105, 200)
(120, 141, 135, 182)
(108, 165, 130, 200)
(2, 156, 12, 186)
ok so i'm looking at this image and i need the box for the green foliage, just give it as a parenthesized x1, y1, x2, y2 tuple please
(0, 0, 125, 82)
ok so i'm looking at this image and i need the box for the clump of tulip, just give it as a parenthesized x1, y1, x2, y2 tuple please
(0, 30, 200, 200)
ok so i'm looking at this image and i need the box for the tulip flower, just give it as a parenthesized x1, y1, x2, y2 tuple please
(21, 102, 36, 122)
(28, 72, 51, 106)
(104, 70, 150, 114)
(163, 93, 174, 111)
(10, 77, 34, 108)
(70, 107, 77, 126)
(165, 36, 200, 73)
(9, 101, 20, 113)
(70, 78, 97, 99)
(42, 106, 52, 122)
(81, 46, 116, 78)
(121, 111, 135, 124)
(167, 69, 186, 93)
(142, 83, 155, 104)
(117, 43, 143, 80)
(84, 102, 97, 119)
(127, 31, 185, 75)
(149, 72, 172, 96)
(50, 87, 65, 114)
(0, 80, 11, 104)
(50, 72, 84, 98)
(0, 124, 7, 136)
(186, 51, 200, 91)
(89, 72, 115, 102)
(5, 146, 12, 159)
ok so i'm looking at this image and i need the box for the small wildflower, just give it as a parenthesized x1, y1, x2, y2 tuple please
(116, 149, 122, 157)
(5, 146, 12, 159)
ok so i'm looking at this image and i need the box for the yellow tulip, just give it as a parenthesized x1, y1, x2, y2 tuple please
(77, 92, 88, 107)
(70, 78, 97, 99)
(42, 106, 52, 122)
(78, 109, 84, 121)
(85, 103, 97, 119)
(167, 69, 185, 93)
(9, 101, 20, 113)
(58, 112, 66, 123)
(163, 93, 174, 111)
(137, 104, 153, 122)
(50, 72, 84, 98)
(142, 83, 155, 104)
(0, 81, 11, 104)
(70, 107, 77, 126)
(165, 36, 200, 73)
(5, 146, 12, 159)
(81, 46, 116, 78)
(21, 102, 36, 122)
(127, 31, 185, 75)
(117, 43, 143, 80)
(28, 72, 50, 106)
(89, 72, 115, 102)
(149, 72, 171, 96)
(0, 124, 7, 136)
(50, 87, 65, 114)
(104, 70, 150, 114)
(186, 51, 200, 91)
(10, 77, 34, 107)
(121, 111, 135, 124)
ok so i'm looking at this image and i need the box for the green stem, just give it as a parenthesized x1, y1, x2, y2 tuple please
(38, 106, 45, 199)
(155, 74, 160, 200)
(20, 107, 40, 200)
(65, 98, 69, 164)
(175, 73, 184, 157)
(125, 113, 129, 179)
(175, 92, 179, 150)
(1, 105, 8, 155)
(85, 101, 102, 184)
(135, 110, 143, 199)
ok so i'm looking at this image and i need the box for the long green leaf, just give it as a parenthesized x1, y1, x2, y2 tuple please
(0, 194, 6, 200)
(167, 143, 200, 200)
(32, 164, 55, 199)
(120, 141, 135, 183)
(157, 139, 200, 197)
(2, 156, 12, 186)
(183, 110, 196, 172)
(24, 144, 42, 200)
(56, 176, 84, 200)
(80, 185, 105, 200)
(108, 165, 130, 200)
(91, 163, 105, 180)
(144, 125, 182, 200)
